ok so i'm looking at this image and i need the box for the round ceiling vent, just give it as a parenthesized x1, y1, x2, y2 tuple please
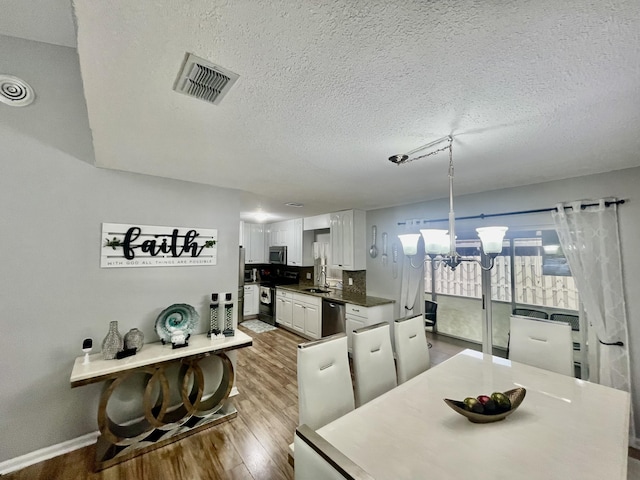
(0, 75, 35, 107)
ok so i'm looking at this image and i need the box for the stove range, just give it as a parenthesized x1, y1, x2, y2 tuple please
(258, 270, 299, 324)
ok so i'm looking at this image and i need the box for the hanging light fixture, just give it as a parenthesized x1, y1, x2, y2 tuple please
(390, 136, 508, 270)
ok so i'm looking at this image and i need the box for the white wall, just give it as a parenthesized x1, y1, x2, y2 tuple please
(0, 36, 242, 462)
(366, 168, 640, 446)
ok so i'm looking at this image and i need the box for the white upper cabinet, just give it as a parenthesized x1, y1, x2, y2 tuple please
(289, 218, 303, 266)
(243, 222, 265, 264)
(267, 218, 313, 266)
(330, 209, 366, 270)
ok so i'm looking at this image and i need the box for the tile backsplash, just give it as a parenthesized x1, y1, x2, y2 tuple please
(342, 270, 366, 296)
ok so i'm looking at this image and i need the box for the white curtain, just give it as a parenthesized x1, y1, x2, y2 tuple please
(552, 199, 635, 439)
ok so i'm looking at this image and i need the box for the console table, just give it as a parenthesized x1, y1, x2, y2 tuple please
(70, 331, 252, 470)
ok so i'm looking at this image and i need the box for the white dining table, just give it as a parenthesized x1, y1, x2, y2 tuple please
(317, 349, 630, 479)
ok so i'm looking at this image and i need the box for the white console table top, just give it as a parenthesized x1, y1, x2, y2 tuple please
(70, 331, 252, 387)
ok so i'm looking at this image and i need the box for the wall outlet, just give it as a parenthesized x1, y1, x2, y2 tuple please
(306, 272, 311, 280)
(348, 277, 353, 286)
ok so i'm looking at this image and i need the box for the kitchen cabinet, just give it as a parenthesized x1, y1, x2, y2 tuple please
(243, 222, 265, 264)
(277, 289, 321, 339)
(275, 289, 293, 328)
(268, 218, 313, 266)
(268, 220, 292, 247)
(243, 284, 259, 316)
(345, 302, 394, 354)
(292, 293, 321, 339)
(330, 209, 366, 270)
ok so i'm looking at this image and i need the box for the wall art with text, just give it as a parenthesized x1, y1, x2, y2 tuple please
(101, 223, 217, 268)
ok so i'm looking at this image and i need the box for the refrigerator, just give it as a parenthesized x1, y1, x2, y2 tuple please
(237, 246, 245, 325)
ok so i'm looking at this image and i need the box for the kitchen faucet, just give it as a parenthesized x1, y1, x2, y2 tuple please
(319, 264, 329, 288)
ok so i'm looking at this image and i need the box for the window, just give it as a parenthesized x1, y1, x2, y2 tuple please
(425, 233, 579, 310)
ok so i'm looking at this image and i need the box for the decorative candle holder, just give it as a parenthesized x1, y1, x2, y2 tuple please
(223, 292, 234, 337)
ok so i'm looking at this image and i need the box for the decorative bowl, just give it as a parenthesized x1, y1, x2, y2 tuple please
(443, 387, 526, 423)
(155, 303, 199, 343)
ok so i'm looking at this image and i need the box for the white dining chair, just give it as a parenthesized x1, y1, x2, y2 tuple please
(291, 333, 355, 462)
(509, 315, 574, 376)
(394, 315, 431, 384)
(352, 322, 397, 407)
(294, 424, 374, 480)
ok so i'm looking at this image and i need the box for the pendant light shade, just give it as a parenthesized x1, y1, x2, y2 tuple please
(476, 226, 508, 255)
(398, 234, 421, 256)
(420, 229, 449, 255)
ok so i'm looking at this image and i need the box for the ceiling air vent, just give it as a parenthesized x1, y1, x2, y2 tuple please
(0, 75, 35, 107)
(173, 53, 239, 105)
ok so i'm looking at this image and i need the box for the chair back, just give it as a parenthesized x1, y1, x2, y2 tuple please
(297, 334, 355, 430)
(352, 323, 397, 407)
(509, 315, 573, 376)
(549, 313, 579, 331)
(513, 308, 548, 319)
(294, 425, 374, 480)
(424, 300, 437, 328)
(394, 315, 431, 384)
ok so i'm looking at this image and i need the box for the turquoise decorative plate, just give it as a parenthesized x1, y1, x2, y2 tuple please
(155, 304, 199, 343)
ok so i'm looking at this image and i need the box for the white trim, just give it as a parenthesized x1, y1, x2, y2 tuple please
(230, 386, 239, 397)
(0, 431, 98, 475)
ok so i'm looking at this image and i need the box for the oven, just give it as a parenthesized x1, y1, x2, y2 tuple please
(258, 270, 299, 325)
(259, 286, 275, 325)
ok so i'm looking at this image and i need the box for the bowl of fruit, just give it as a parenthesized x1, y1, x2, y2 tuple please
(443, 388, 526, 423)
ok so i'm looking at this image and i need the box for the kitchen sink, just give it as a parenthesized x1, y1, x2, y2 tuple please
(303, 288, 331, 294)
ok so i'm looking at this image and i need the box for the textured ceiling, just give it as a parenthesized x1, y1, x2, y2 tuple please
(5, 1, 640, 221)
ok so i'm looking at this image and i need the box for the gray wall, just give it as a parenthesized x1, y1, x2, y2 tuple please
(0, 36, 242, 461)
(366, 167, 640, 446)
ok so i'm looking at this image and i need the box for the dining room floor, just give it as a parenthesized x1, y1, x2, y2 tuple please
(4, 325, 637, 479)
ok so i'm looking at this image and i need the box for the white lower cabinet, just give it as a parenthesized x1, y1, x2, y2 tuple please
(275, 289, 293, 328)
(243, 284, 259, 316)
(293, 293, 321, 340)
(276, 289, 321, 339)
(345, 302, 394, 354)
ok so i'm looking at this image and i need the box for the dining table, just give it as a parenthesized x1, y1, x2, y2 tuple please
(317, 349, 630, 479)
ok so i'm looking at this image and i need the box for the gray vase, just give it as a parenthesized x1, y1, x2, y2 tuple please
(124, 328, 144, 351)
(101, 321, 124, 360)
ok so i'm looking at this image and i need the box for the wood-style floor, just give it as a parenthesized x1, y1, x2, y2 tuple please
(3, 326, 637, 478)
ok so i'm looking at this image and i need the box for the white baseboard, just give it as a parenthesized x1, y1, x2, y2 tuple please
(0, 431, 99, 475)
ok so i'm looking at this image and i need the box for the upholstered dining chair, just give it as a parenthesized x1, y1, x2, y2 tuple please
(394, 315, 431, 384)
(509, 315, 573, 376)
(291, 333, 355, 463)
(294, 424, 374, 480)
(352, 322, 397, 407)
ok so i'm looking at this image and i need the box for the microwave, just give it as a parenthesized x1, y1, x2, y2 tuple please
(269, 246, 287, 265)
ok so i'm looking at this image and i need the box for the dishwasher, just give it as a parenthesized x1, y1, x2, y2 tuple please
(322, 299, 346, 337)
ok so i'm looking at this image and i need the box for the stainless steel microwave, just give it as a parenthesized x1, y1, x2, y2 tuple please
(269, 246, 287, 265)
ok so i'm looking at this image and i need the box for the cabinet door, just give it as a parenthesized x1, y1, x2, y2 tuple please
(340, 210, 354, 268)
(345, 316, 366, 354)
(243, 286, 254, 316)
(289, 218, 303, 266)
(276, 295, 293, 327)
(330, 212, 343, 267)
(249, 224, 265, 263)
(292, 302, 306, 333)
(304, 302, 321, 339)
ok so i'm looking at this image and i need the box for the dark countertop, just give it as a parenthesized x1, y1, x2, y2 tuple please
(276, 284, 395, 308)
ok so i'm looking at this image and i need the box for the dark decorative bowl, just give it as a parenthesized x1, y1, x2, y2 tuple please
(443, 387, 526, 423)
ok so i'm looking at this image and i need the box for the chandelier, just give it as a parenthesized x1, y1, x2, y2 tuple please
(389, 136, 507, 271)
